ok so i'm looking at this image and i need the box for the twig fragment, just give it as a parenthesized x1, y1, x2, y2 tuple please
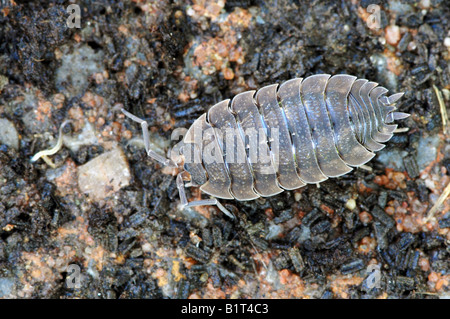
(432, 84, 449, 136)
(424, 181, 450, 222)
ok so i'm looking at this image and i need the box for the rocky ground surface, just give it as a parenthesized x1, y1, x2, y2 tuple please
(0, 0, 449, 298)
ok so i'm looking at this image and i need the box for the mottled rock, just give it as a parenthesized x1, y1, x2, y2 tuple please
(0, 277, 15, 297)
(55, 45, 104, 95)
(0, 118, 19, 150)
(77, 147, 131, 200)
(416, 135, 441, 171)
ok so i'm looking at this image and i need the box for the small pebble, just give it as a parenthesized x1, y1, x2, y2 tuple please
(444, 37, 450, 48)
(0, 118, 19, 150)
(0, 75, 8, 91)
(345, 198, 356, 210)
(428, 271, 439, 283)
(385, 25, 401, 46)
(419, 0, 430, 9)
(419, 257, 430, 272)
(416, 135, 440, 171)
(77, 147, 131, 201)
(0, 277, 14, 297)
(359, 211, 373, 225)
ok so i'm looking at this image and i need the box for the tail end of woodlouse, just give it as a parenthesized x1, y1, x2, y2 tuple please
(380, 92, 409, 124)
(387, 92, 404, 104)
(385, 111, 410, 123)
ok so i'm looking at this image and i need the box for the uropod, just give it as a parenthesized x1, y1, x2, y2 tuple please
(122, 74, 410, 219)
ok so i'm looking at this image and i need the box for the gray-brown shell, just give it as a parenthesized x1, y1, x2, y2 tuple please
(181, 74, 408, 201)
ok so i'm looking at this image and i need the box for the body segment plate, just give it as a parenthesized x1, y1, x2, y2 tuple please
(231, 90, 283, 197)
(208, 99, 259, 200)
(255, 84, 306, 190)
(301, 74, 352, 177)
(278, 78, 328, 183)
(325, 74, 375, 166)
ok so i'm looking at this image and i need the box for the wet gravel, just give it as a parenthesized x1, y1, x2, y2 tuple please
(0, 0, 449, 298)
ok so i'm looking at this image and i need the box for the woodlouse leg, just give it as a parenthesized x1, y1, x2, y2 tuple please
(176, 172, 235, 219)
(121, 108, 177, 168)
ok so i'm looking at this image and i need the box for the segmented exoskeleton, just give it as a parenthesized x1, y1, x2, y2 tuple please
(122, 74, 409, 218)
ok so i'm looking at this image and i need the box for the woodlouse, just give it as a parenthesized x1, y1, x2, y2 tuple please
(122, 74, 409, 218)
